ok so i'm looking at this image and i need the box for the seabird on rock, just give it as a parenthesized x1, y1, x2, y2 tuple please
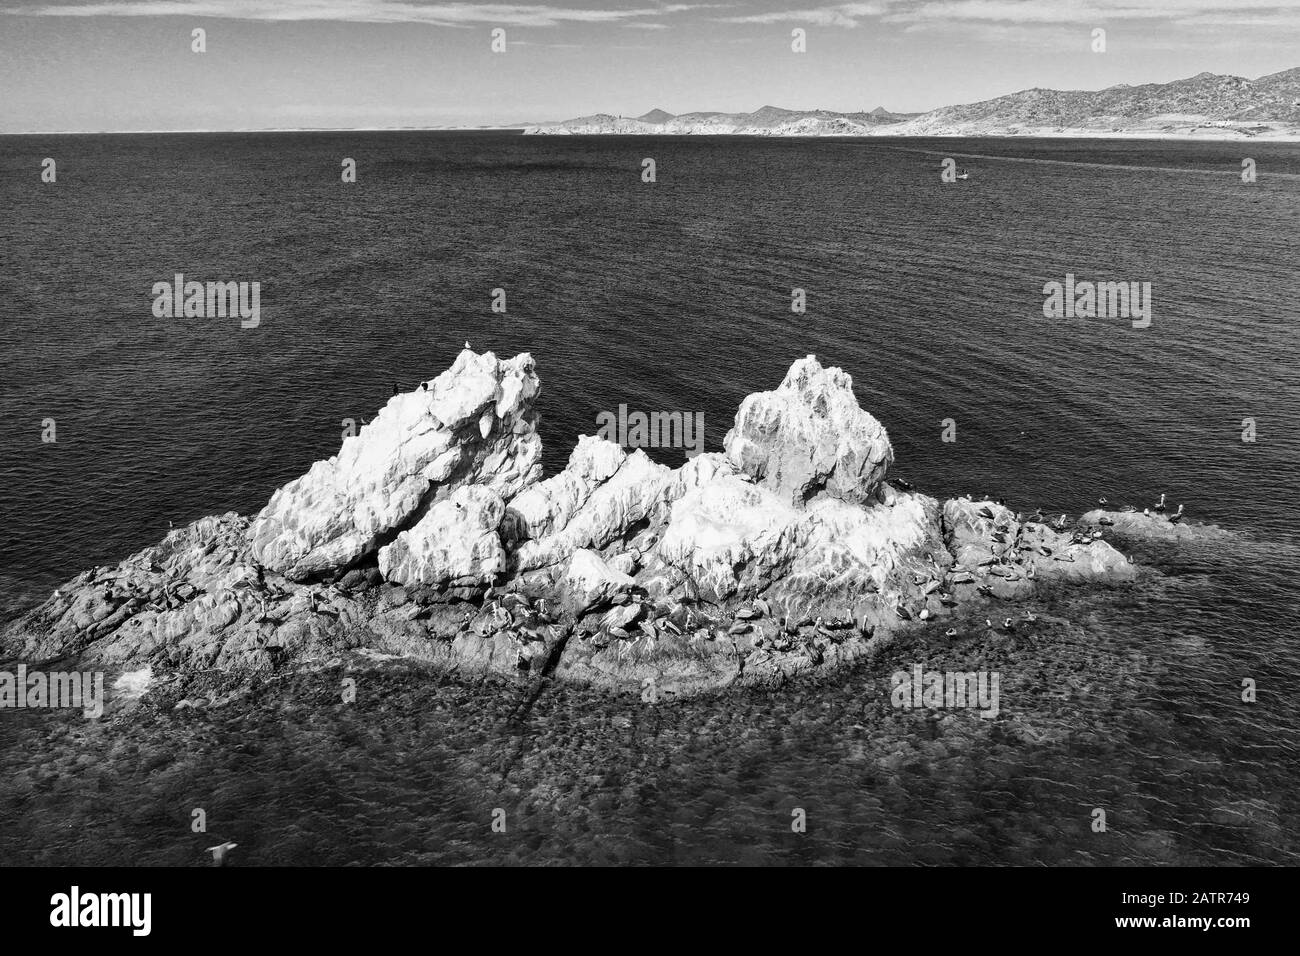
(1154, 493, 1167, 514)
(464, 340, 471, 349)
(1002, 618, 1015, 632)
(1169, 504, 1185, 524)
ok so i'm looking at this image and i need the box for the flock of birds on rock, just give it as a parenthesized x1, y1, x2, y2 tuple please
(1096, 491, 1185, 523)
(896, 488, 1190, 643)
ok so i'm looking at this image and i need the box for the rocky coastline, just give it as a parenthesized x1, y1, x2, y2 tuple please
(3, 349, 1163, 702)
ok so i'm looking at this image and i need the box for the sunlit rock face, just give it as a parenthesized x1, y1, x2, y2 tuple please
(561, 549, 636, 616)
(378, 486, 507, 588)
(500, 436, 662, 573)
(247, 348, 541, 580)
(723, 355, 893, 507)
(655, 475, 804, 602)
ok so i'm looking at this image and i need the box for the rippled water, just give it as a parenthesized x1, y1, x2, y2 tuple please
(1, 133, 1298, 865)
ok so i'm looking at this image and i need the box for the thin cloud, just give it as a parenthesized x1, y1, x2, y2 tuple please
(716, 0, 1300, 29)
(3, 1, 714, 27)
(717, 2, 889, 26)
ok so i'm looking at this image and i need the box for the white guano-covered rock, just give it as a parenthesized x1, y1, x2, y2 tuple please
(249, 348, 541, 579)
(562, 548, 636, 615)
(723, 355, 893, 506)
(656, 475, 803, 601)
(505, 438, 674, 571)
(378, 485, 507, 587)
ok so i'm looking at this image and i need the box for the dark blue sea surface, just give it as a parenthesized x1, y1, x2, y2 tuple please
(0, 133, 1297, 865)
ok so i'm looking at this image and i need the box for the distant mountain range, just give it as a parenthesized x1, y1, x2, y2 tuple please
(528, 103, 921, 136)
(525, 67, 1300, 139)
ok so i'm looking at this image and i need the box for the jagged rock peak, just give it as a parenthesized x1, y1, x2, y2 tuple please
(723, 354, 893, 507)
(248, 347, 542, 581)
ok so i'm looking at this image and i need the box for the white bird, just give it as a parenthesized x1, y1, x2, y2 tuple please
(207, 842, 238, 866)
(464, 340, 472, 349)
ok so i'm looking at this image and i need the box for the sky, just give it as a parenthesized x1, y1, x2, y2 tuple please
(1, 0, 1298, 131)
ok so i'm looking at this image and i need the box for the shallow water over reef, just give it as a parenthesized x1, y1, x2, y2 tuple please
(2, 526, 1296, 866)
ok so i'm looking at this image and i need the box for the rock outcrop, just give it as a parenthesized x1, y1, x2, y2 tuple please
(1078, 508, 1219, 543)
(504, 436, 673, 572)
(1, 350, 1143, 700)
(724, 355, 892, 506)
(249, 348, 541, 580)
(562, 549, 635, 616)
(378, 485, 507, 588)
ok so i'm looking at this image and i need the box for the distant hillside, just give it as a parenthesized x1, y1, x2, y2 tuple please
(888, 67, 1300, 137)
(525, 69, 1300, 139)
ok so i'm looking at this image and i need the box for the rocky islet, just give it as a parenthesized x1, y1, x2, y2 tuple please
(2, 348, 1151, 699)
